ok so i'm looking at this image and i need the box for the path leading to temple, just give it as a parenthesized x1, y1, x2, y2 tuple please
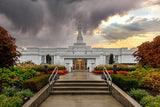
(39, 72, 123, 107)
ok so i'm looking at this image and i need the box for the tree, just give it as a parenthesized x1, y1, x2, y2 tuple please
(0, 26, 21, 68)
(46, 54, 51, 64)
(109, 53, 115, 64)
(133, 36, 160, 68)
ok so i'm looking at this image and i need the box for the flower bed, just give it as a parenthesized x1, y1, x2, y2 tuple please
(0, 88, 34, 107)
(128, 67, 160, 91)
(0, 67, 40, 88)
(38, 70, 69, 74)
(92, 70, 129, 74)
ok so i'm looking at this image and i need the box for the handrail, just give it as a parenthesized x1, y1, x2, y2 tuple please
(103, 67, 112, 91)
(49, 67, 58, 86)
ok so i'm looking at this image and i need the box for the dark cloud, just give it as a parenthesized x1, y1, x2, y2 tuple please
(0, 0, 44, 34)
(101, 17, 160, 40)
(0, 0, 143, 47)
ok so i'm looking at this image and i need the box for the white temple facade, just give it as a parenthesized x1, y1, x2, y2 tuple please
(18, 22, 137, 72)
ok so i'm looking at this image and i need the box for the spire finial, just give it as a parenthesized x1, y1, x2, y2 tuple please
(79, 16, 81, 24)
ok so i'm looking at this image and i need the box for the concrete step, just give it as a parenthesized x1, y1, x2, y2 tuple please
(50, 90, 111, 95)
(54, 83, 107, 86)
(53, 86, 108, 90)
(55, 80, 106, 83)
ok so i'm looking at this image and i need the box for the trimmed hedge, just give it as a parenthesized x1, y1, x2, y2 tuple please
(96, 66, 136, 71)
(111, 74, 140, 91)
(33, 65, 65, 72)
(22, 74, 50, 92)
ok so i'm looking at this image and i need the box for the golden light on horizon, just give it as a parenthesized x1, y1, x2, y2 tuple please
(92, 33, 158, 49)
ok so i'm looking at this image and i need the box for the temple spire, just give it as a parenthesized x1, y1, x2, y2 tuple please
(79, 16, 81, 24)
(77, 17, 83, 43)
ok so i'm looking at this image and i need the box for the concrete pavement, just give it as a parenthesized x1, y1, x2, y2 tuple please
(39, 72, 123, 107)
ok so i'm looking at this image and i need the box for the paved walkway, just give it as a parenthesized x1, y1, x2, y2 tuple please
(59, 71, 102, 80)
(40, 72, 123, 107)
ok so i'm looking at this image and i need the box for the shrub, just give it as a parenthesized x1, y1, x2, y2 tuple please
(133, 35, 160, 68)
(128, 67, 160, 91)
(95, 65, 136, 71)
(111, 74, 140, 91)
(0, 26, 21, 68)
(0, 96, 23, 107)
(109, 54, 114, 64)
(128, 89, 149, 101)
(33, 65, 65, 72)
(0, 94, 7, 102)
(146, 102, 160, 107)
(2, 87, 18, 97)
(0, 67, 40, 88)
(22, 74, 50, 92)
(140, 96, 156, 107)
(15, 89, 34, 98)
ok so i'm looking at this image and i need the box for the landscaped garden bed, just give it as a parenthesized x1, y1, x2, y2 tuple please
(92, 64, 136, 74)
(93, 64, 160, 107)
(0, 64, 68, 106)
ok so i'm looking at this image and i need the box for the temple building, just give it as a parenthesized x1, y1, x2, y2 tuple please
(18, 21, 137, 72)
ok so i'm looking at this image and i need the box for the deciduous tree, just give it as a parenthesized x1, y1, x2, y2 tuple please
(109, 53, 115, 64)
(0, 26, 21, 67)
(133, 36, 160, 68)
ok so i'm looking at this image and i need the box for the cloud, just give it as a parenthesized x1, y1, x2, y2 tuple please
(0, 0, 143, 47)
(100, 17, 160, 40)
(0, 0, 44, 35)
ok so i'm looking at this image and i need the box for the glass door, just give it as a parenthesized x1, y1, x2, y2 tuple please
(73, 58, 87, 71)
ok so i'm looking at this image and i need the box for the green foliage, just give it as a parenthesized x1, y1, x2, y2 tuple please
(116, 66, 136, 71)
(109, 54, 114, 64)
(111, 74, 140, 91)
(22, 74, 50, 92)
(33, 65, 65, 72)
(15, 89, 34, 98)
(0, 67, 40, 88)
(146, 102, 160, 107)
(0, 94, 7, 102)
(128, 89, 149, 101)
(128, 67, 160, 91)
(2, 87, 18, 97)
(96, 65, 136, 71)
(0, 96, 23, 107)
(140, 96, 157, 107)
(96, 66, 104, 71)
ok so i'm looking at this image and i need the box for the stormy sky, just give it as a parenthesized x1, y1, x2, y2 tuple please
(0, 0, 160, 48)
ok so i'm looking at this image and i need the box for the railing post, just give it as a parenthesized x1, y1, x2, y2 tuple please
(113, 65, 117, 74)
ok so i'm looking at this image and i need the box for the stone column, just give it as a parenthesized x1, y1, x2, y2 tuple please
(51, 56, 54, 64)
(41, 55, 45, 64)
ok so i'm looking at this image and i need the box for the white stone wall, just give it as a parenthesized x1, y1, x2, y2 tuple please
(87, 59, 96, 72)
(121, 55, 137, 63)
(18, 46, 137, 67)
(19, 55, 41, 65)
(64, 59, 73, 72)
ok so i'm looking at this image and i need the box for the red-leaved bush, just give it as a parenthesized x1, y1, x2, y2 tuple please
(0, 26, 21, 67)
(133, 36, 160, 68)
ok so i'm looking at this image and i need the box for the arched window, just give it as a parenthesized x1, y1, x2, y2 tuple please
(46, 54, 51, 64)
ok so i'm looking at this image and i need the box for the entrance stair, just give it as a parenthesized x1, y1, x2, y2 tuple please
(50, 80, 111, 95)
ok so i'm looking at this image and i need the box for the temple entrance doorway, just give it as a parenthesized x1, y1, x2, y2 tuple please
(73, 58, 87, 71)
